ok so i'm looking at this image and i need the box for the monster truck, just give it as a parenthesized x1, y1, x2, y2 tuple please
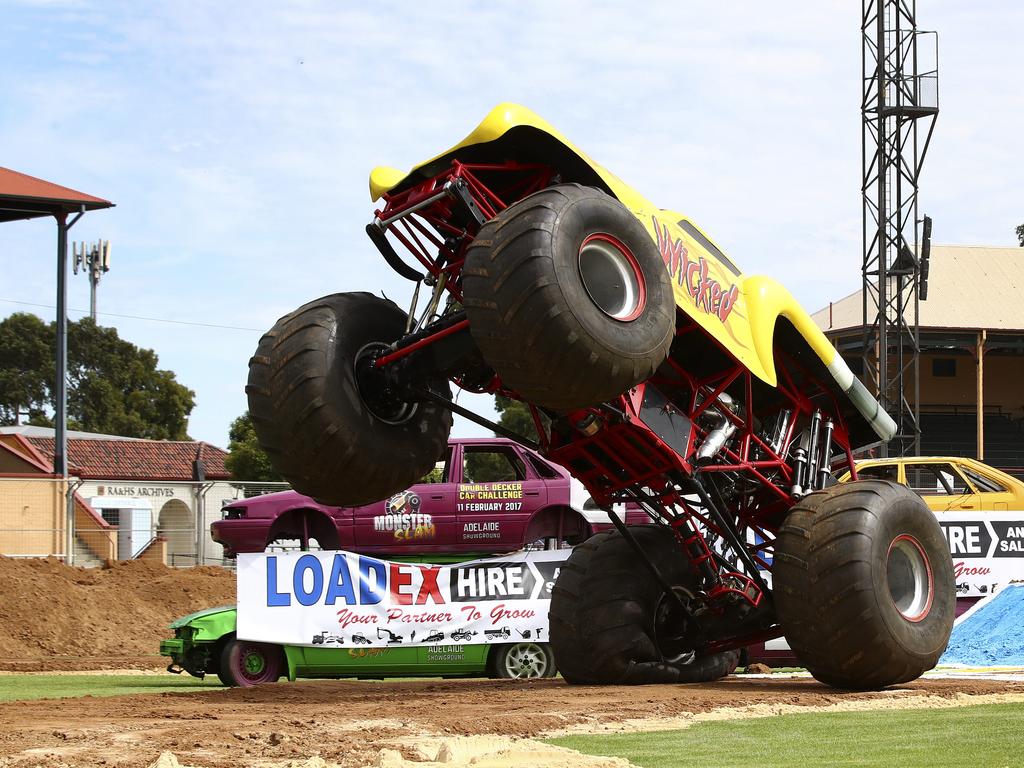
(247, 103, 954, 690)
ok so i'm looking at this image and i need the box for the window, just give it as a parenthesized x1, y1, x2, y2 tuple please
(932, 358, 956, 377)
(961, 466, 1007, 494)
(856, 464, 898, 482)
(678, 220, 741, 276)
(905, 463, 969, 496)
(462, 447, 526, 484)
(526, 454, 560, 479)
(419, 448, 452, 483)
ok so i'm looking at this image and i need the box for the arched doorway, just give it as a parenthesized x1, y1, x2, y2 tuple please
(158, 499, 194, 566)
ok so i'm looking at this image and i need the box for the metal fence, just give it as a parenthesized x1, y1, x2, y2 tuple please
(0, 478, 289, 568)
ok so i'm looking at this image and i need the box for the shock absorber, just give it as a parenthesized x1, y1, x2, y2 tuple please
(790, 445, 808, 496)
(816, 419, 835, 490)
(805, 410, 823, 490)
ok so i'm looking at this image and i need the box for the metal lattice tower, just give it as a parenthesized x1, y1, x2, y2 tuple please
(861, 0, 938, 457)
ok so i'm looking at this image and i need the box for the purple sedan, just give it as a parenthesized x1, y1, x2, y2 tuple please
(212, 438, 646, 557)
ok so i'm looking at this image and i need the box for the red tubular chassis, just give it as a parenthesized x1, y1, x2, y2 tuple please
(364, 158, 862, 656)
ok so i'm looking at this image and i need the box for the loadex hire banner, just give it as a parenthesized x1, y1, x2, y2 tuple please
(236, 549, 569, 648)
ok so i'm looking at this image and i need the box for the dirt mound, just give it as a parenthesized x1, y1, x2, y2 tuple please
(0, 556, 235, 670)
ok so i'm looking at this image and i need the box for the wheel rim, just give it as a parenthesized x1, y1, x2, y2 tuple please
(578, 233, 646, 321)
(503, 643, 549, 678)
(353, 342, 418, 425)
(887, 534, 934, 622)
(653, 586, 700, 663)
(242, 651, 266, 675)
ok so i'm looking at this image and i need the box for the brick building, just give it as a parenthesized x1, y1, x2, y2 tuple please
(0, 426, 244, 565)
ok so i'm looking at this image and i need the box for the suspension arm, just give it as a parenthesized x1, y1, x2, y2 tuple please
(414, 387, 539, 450)
(687, 473, 771, 597)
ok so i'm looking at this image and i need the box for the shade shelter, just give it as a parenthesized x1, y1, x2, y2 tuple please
(0, 166, 114, 562)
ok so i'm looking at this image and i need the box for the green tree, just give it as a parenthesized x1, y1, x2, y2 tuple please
(0, 313, 53, 425)
(0, 313, 194, 438)
(463, 396, 549, 482)
(494, 395, 537, 438)
(1016, 223, 1023, 247)
(224, 411, 282, 481)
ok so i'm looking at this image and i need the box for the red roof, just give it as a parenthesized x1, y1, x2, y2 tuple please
(0, 166, 113, 223)
(25, 437, 230, 482)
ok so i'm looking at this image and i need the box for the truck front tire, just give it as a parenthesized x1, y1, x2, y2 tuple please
(774, 479, 955, 689)
(247, 292, 453, 506)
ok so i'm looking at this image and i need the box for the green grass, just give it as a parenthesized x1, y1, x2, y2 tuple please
(0, 674, 222, 703)
(548, 702, 1024, 768)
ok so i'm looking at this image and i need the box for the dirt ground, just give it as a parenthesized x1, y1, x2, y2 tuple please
(2, 557, 1023, 768)
(1, 676, 1023, 768)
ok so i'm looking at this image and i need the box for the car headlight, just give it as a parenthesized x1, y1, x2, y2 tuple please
(222, 505, 247, 519)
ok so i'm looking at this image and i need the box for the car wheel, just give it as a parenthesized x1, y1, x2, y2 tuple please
(220, 639, 284, 687)
(491, 642, 556, 679)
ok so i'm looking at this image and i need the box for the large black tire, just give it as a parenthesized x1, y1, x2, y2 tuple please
(463, 184, 674, 411)
(774, 479, 955, 690)
(247, 293, 453, 506)
(549, 526, 740, 684)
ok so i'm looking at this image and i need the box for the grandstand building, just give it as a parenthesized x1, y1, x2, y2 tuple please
(813, 245, 1024, 476)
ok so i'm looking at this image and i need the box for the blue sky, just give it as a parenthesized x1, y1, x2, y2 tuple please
(2, 1, 1021, 448)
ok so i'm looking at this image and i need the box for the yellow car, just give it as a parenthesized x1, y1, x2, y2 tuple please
(841, 457, 1024, 512)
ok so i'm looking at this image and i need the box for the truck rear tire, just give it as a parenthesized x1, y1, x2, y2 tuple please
(463, 184, 674, 411)
(549, 525, 739, 684)
(774, 479, 955, 690)
(247, 292, 453, 506)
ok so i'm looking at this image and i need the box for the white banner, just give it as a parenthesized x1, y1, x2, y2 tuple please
(237, 549, 569, 647)
(938, 513, 1024, 598)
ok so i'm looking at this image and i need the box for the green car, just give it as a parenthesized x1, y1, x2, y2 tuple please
(160, 605, 556, 686)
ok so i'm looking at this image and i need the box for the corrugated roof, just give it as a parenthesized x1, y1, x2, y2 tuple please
(813, 245, 1024, 333)
(22, 437, 230, 482)
(0, 166, 112, 223)
(0, 425, 144, 441)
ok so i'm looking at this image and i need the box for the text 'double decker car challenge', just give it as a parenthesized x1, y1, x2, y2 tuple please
(248, 103, 954, 690)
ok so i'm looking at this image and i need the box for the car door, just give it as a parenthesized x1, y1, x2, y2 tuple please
(456, 442, 542, 550)
(903, 461, 976, 512)
(351, 446, 458, 552)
